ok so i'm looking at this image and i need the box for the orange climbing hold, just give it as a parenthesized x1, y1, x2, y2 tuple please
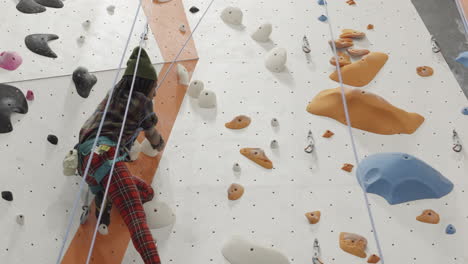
(330, 52, 351, 67)
(367, 24, 374, 30)
(416, 209, 440, 224)
(240, 148, 273, 169)
(346, 0, 356, 5)
(368, 254, 381, 263)
(416, 66, 434, 77)
(322, 130, 335, 138)
(228, 183, 245, 200)
(329, 38, 354, 49)
(305, 211, 321, 224)
(342, 163, 354, 172)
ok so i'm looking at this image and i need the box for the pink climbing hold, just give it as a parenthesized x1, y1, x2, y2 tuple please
(26, 90, 34, 101)
(0, 51, 23, 71)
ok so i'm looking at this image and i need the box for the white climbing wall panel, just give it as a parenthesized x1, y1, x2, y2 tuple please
(0, 0, 468, 263)
(0, 0, 163, 83)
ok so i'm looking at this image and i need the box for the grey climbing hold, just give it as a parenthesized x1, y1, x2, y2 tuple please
(25, 34, 59, 58)
(189, 6, 199, 13)
(233, 163, 241, 172)
(270, 140, 279, 149)
(47, 134, 58, 145)
(16, 0, 46, 14)
(107, 5, 115, 15)
(357, 152, 454, 205)
(1, 191, 13, 201)
(0, 84, 28, 134)
(446, 224, 456, 235)
(271, 118, 279, 127)
(82, 20, 91, 30)
(16, 214, 24, 225)
(34, 0, 64, 8)
(73, 67, 97, 98)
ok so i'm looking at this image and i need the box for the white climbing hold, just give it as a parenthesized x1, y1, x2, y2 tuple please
(98, 224, 109, 235)
(222, 237, 290, 264)
(106, 5, 115, 15)
(221, 7, 243, 25)
(141, 138, 160, 157)
(144, 200, 176, 229)
(265, 47, 287, 72)
(77, 35, 85, 45)
(82, 20, 91, 29)
(187, 80, 204, 98)
(63, 149, 78, 176)
(16, 214, 24, 225)
(129, 140, 142, 161)
(233, 162, 241, 172)
(179, 24, 186, 33)
(251, 23, 272, 42)
(270, 140, 279, 149)
(177, 64, 189, 86)
(271, 118, 279, 127)
(198, 90, 217, 108)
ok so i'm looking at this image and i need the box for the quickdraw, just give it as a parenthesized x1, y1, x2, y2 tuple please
(312, 238, 324, 264)
(304, 130, 316, 153)
(453, 129, 462, 152)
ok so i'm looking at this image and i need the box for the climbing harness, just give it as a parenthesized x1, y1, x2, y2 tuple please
(312, 238, 324, 264)
(452, 129, 462, 152)
(304, 130, 316, 153)
(431, 35, 441, 53)
(303, 35, 311, 53)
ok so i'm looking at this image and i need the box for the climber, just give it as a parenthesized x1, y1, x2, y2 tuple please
(76, 47, 165, 264)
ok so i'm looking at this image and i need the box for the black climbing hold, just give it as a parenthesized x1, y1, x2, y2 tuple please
(34, 0, 64, 8)
(189, 6, 199, 13)
(1, 191, 13, 202)
(47, 134, 58, 145)
(25, 34, 59, 58)
(0, 84, 28, 134)
(16, 0, 46, 14)
(73, 67, 97, 98)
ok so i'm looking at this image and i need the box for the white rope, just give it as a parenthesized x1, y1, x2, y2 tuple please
(54, 1, 143, 263)
(322, 1, 386, 262)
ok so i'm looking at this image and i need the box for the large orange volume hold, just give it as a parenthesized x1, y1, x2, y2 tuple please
(330, 52, 388, 87)
(306, 88, 424, 135)
(240, 148, 273, 169)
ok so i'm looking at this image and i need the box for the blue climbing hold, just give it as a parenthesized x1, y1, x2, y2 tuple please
(318, 0, 325, 5)
(455, 51, 468, 68)
(318, 15, 327, 22)
(462, 107, 468, 115)
(446, 224, 456, 235)
(357, 153, 454, 205)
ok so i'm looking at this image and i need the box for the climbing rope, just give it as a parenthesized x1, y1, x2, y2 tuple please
(322, 1, 386, 263)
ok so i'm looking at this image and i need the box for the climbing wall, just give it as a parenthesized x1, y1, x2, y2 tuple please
(0, 0, 163, 83)
(1, 0, 468, 263)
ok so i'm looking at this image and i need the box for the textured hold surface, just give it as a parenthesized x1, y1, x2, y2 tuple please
(47, 134, 58, 145)
(143, 201, 176, 229)
(228, 183, 245, 200)
(306, 87, 425, 135)
(0, 84, 28, 134)
(177, 64, 190, 85)
(63, 149, 78, 176)
(342, 163, 354, 172)
(187, 80, 204, 98)
(318, 15, 327, 22)
(322, 130, 334, 138)
(330, 52, 351, 67)
(225, 115, 251, 129)
(329, 52, 388, 87)
(189, 6, 200, 13)
(25, 34, 59, 58)
(357, 153, 453, 205)
(198, 90, 217, 108)
(446, 224, 456, 234)
(16, 0, 46, 14)
(265, 47, 287, 72)
(34, 0, 64, 8)
(240, 148, 273, 169)
(72, 67, 97, 98)
(340, 29, 366, 39)
(251, 23, 272, 42)
(221, 7, 243, 25)
(329, 38, 354, 49)
(455, 51, 468, 68)
(416, 209, 440, 224)
(416, 66, 434, 77)
(1, 191, 13, 201)
(347, 48, 370, 57)
(367, 254, 381, 263)
(305, 211, 321, 224)
(222, 237, 290, 264)
(0, 51, 23, 71)
(26, 90, 34, 101)
(339, 232, 367, 258)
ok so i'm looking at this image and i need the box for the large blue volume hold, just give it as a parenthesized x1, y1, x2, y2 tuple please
(357, 153, 453, 205)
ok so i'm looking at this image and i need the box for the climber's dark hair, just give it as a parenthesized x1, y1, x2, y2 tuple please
(113, 75, 156, 99)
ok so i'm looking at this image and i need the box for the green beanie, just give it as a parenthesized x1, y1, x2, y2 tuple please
(123, 47, 157, 81)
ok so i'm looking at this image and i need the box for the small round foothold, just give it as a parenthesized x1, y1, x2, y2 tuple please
(318, 15, 328, 22)
(16, 214, 24, 225)
(189, 6, 199, 13)
(446, 224, 456, 235)
(98, 224, 109, 235)
(179, 24, 186, 33)
(47, 134, 58, 145)
(251, 23, 272, 42)
(0, 51, 23, 71)
(106, 5, 115, 15)
(198, 90, 217, 108)
(317, 0, 325, 5)
(461, 107, 468, 115)
(187, 80, 204, 98)
(271, 118, 279, 127)
(77, 35, 86, 45)
(220, 6, 243, 25)
(82, 20, 91, 29)
(26, 90, 34, 101)
(228, 183, 245, 200)
(233, 163, 241, 172)
(305, 211, 321, 224)
(1, 191, 13, 201)
(270, 140, 279, 149)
